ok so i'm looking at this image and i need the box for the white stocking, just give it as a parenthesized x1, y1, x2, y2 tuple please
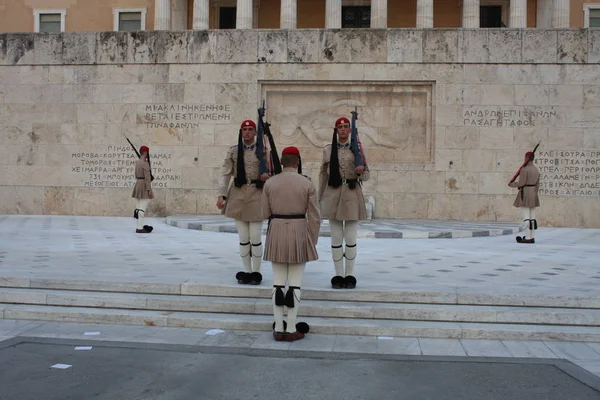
(285, 263, 306, 333)
(136, 199, 150, 230)
(235, 220, 252, 273)
(249, 221, 263, 273)
(520, 207, 531, 240)
(529, 208, 537, 239)
(343, 221, 359, 276)
(329, 219, 344, 276)
(271, 262, 288, 333)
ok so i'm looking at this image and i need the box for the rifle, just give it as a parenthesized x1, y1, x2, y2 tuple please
(350, 107, 367, 168)
(123, 134, 154, 181)
(257, 100, 282, 176)
(509, 139, 541, 184)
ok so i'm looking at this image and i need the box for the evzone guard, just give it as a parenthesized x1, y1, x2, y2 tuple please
(262, 146, 320, 341)
(319, 112, 370, 289)
(132, 145, 154, 234)
(509, 146, 541, 244)
(217, 116, 280, 285)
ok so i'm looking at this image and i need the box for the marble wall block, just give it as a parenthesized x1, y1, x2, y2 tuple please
(0, 34, 6, 65)
(6, 34, 35, 65)
(146, 188, 168, 217)
(488, 30, 522, 63)
(155, 31, 192, 64)
(215, 30, 258, 63)
(43, 186, 75, 215)
(258, 30, 288, 63)
(514, 85, 549, 105)
(557, 30, 587, 64)
(62, 32, 97, 65)
(588, 30, 600, 63)
(393, 193, 429, 219)
(319, 30, 351, 63)
(387, 30, 422, 63)
(126, 32, 157, 64)
(288, 30, 320, 63)
(422, 30, 459, 63)
(166, 188, 198, 214)
(34, 34, 63, 65)
(459, 30, 489, 63)
(522, 30, 557, 64)
(96, 32, 128, 64)
(0, 186, 44, 214)
(346, 29, 387, 63)
(189, 31, 217, 64)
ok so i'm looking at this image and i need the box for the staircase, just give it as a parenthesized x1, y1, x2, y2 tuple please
(1, 279, 599, 342)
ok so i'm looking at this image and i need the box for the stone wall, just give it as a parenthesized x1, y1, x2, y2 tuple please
(1, 29, 599, 227)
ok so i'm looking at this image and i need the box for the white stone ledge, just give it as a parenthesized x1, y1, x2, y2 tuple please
(0, 29, 597, 67)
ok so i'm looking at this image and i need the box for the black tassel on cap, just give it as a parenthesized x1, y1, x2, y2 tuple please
(328, 128, 342, 187)
(236, 129, 247, 185)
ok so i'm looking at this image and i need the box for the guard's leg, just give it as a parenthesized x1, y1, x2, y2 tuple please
(248, 221, 263, 284)
(529, 208, 537, 241)
(235, 220, 252, 284)
(136, 199, 150, 232)
(284, 263, 306, 341)
(271, 262, 288, 341)
(343, 220, 359, 289)
(518, 207, 531, 243)
(329, 219, 345, 288)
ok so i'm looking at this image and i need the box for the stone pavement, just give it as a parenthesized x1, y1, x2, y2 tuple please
(1, 320, 600, 392)
(166, 215, 524, 239)
(0, 214, 598, 298)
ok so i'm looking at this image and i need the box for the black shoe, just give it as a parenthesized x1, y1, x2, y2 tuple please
(143, 225, 153, 233)
(331, 276, 345, 289)
(344, 275, 357, 289)
(521, 238, 535, 244)
(236, 271, 251, 284)
(516, 236, 523, 243)
(249, 272, 262, 285)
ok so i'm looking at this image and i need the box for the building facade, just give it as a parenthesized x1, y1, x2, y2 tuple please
(3, 0, 600, 33)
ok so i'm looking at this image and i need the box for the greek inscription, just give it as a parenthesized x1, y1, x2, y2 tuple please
(462, 107, 560, 127)
(138, 104, 232, 128)
(535, 150, 600, 197)
(71, 146, 181, 189)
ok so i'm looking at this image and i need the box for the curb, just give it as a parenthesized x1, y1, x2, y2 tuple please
(165, 217, 523, 239)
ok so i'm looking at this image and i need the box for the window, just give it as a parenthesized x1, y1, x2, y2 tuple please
(34, 10, 66, 33)
(480, 5, 503, 27)
(113, 8, 147, 31)
(219, 7, 236, 29)
(342, 5, 370, 28)
(584, 4, 600, 28)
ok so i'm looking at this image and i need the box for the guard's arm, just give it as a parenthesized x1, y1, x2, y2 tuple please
(307, 183, 322, 245)
(219, 150, 234, 198)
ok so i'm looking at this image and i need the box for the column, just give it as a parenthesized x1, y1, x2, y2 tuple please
(462, 0, 480, 28)
(536, 0, 552, 28)
(552, 0, 569, 28)
(509, 0, 527, 28)
(371, 0, 387, 28)
(236, 0, 253, 29)
(193, 0, 210, 29)
(280, 0, 297, 29)
(326, 0, 341, 28)
(416, 0, 433, 28)
(154, 0, 171, 30)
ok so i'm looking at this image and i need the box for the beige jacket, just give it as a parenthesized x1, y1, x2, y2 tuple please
(131, 159, 152, 199)
(510, 162, 541, 208)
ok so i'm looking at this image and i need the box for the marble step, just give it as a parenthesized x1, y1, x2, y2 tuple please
(2, 277, 599, 309)
(2, 304, 600, 342)
(2, 288, 600, 326)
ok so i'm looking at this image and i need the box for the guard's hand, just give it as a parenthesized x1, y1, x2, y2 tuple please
(508, 182, 518, 188)
(216, 196, 225, 209)
(355, 166, 365, 175)
(148, 190, 154, 200)
(260, 173, 270, 181)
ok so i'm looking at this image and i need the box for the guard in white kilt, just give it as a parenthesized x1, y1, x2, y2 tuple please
(508, 151, 541, 243)
(217, 120, 270, 285)
(262, 146, 321, 341)
(132, 145, 154, 234)
(319, 117, 369, 289)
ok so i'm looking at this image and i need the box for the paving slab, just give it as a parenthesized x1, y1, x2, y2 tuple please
(166, 214, 523, 239)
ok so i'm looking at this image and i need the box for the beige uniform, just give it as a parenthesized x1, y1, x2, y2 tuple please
(318, 144, 370, 221)
(262, 171, 321, 264)
(512, 163, 541, 208)
(219, 144, 264, 222)
(132, 159, 152, 199)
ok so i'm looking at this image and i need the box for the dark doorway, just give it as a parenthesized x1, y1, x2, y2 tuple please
(480, 5, 503, 28)
(342, 6, 371, 28)
(219, 7, 236, 29)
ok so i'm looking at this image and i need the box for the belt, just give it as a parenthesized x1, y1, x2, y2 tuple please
(519, 184, 536, 201)
(270, 214, 305, 219)
(234, 178, 260, 186)
(136, 177, 145, 179)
